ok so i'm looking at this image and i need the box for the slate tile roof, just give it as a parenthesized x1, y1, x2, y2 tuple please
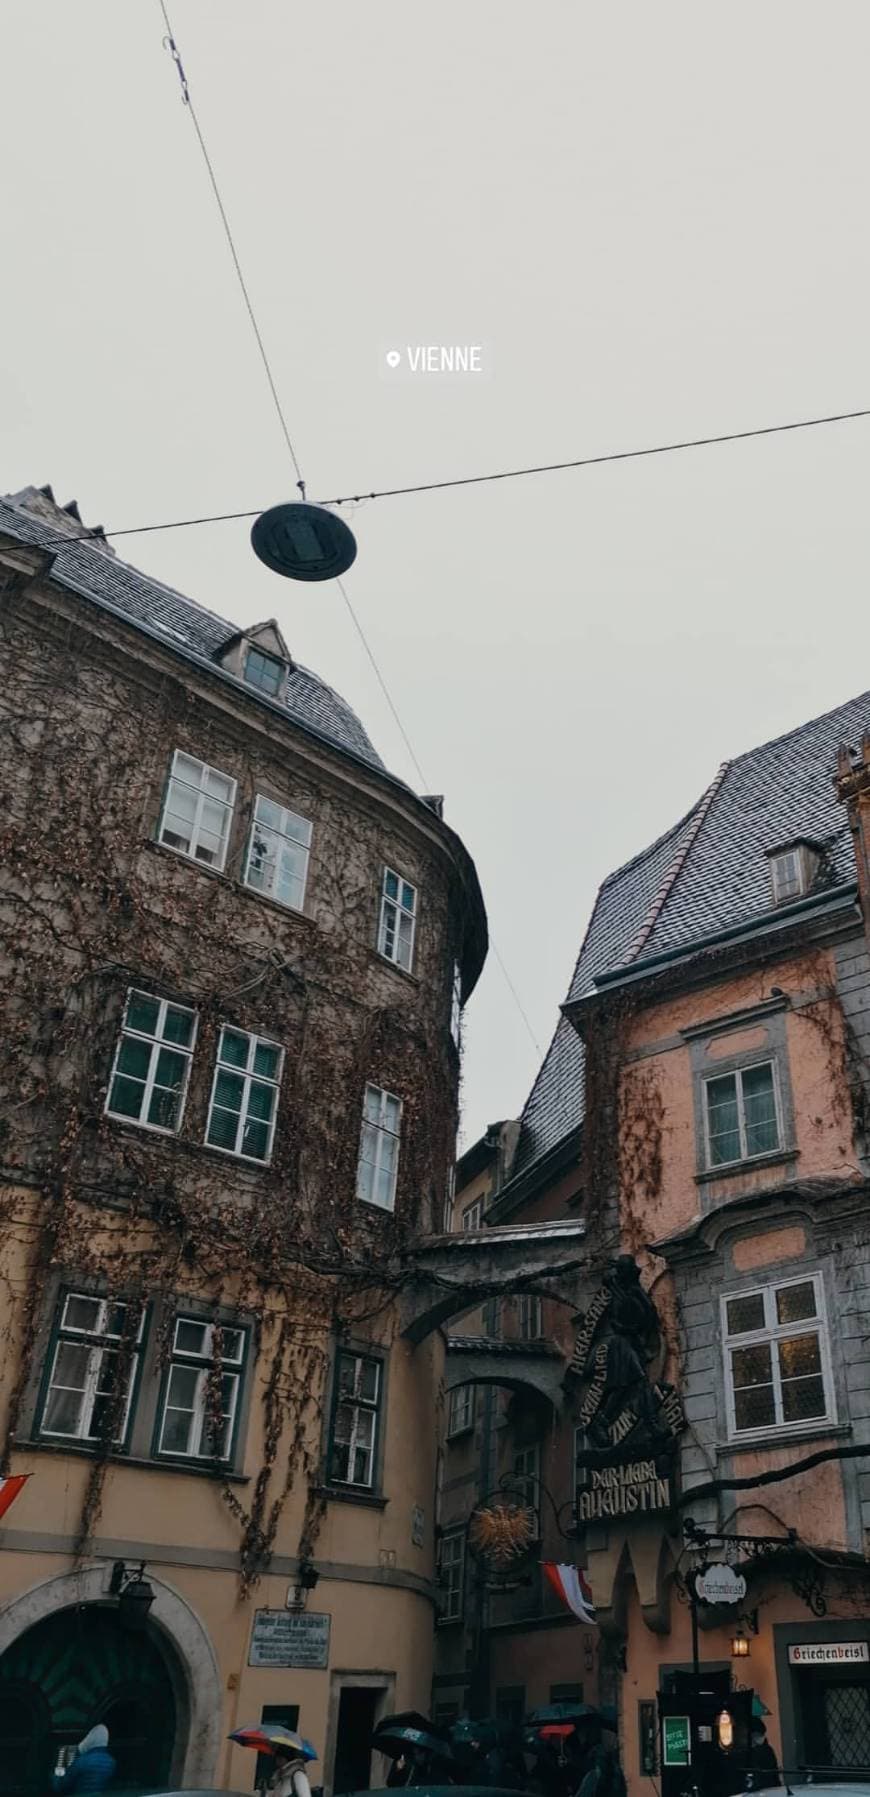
(511, 688, 870, 1181)
(0, 488, 387, 775)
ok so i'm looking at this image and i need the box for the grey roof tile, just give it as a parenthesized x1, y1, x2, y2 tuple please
(0, 489, 387, 774)
(511, 1017, 584, 1177)
(511, 688, 870, 1183)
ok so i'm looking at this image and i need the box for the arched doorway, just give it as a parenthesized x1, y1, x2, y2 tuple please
(0, 1605, 176, 1797)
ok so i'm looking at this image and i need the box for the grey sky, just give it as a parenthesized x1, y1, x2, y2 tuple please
(3, 3, 869, 1149)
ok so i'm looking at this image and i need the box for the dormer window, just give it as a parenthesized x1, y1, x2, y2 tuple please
(767, 841, 821, 907)
(770, 849, 803, 904)
(244, 646, 284, 697)
(216, 621, 292, 695)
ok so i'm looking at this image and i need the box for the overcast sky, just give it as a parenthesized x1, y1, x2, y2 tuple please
(3, 4, 870, 1148)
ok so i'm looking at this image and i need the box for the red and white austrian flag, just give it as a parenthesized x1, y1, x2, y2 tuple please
(543, 1561, 597, 1626)
(0, 1475, 29, 1521)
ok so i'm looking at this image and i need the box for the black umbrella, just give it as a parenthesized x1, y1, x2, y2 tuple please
(371, 1715, 454, 1763)
(449, 1720, 504, 1753)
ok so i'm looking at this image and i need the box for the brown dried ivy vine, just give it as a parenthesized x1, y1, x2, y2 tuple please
(0, 585, 464, 1596)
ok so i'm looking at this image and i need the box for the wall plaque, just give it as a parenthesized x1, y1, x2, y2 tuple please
(788, 1641, 869, 1666)
(249, 1610, 331, 1668)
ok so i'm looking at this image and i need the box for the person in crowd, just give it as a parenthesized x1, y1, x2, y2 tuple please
(268, 1744, 314, 1797)
(572, 1719, 627, 1797)
(52, 1726, 116, 1795)
(746, 1721, 780, 1789)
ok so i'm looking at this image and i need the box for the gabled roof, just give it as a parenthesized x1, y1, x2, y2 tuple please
(509, 688, 869, 1183)
(0, 489, 385, 774)
(220, 617, 293, 662)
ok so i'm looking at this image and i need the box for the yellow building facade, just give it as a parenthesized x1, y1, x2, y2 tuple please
(0, 485, 487, 1796)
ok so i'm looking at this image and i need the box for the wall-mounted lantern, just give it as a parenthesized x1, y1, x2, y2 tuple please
(109, 1560, 155, 1632)
(287, 1560, 320, 1613)
(730, 1609, 759, 1658)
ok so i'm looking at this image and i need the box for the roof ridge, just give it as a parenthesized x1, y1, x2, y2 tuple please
(621, 759, 731, 966)
(596, 796, 708, 891)
(730, 686, 870, 767)
(0, 492, 389, 776)
(519, 1013, 581, 1117)
(0, 496, 242, 642)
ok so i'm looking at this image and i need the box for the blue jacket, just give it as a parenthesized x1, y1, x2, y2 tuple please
(52, 1749, 117, 1794)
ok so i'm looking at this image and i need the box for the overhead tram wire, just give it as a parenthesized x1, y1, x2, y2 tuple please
(151, 3, 543, 1059)
(33, 403, 870, 549)
(155, 4, 427, 787)
(158, 2, 304, 487)
(336, 574, 428, 790)
(154, 7, 424, 798)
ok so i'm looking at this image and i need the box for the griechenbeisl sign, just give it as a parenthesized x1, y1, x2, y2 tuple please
(694, 1564, 747, 1605)
(569, 1255, 686, 1525)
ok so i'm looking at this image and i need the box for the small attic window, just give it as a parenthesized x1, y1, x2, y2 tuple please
(767, 842, 820, 906)
(244, 646, 284, 697)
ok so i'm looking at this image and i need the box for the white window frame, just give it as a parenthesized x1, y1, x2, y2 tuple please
(518, 1293, 543, 1339)
(40, 1292, 144, 1447)
(356, 1084, 402, 1211)
(157, 749, 237, 872)
(243, 793, 312, 912)
(157, 1315, 246, 1462)
(770, 848, 805, 905)
(442, 1161, 456, 1234)
(769, 844, 819, 906)
(703, 1058, 783, 1169)
(105, 990, 197, 1136)
(438, 1529, 466, 1623)
(461, 1198, 483, 1232)
(244, 645, 284, 697)
(205, 1025, 284, 1164)
(377, 867, 418, 973)
(450, 963, 462, 1046)
(330, 1351, 382, 1489)
(447, 1384, 475, 1437)
(722, 1273, 835, 1443)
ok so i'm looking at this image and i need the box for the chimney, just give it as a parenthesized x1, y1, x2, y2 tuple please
(835, 738, 870, 936)
(4, 485, 114, 554)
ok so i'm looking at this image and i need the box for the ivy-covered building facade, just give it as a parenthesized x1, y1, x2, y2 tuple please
(438, 690, 870, 1792)
(0, 484, 495, 1797)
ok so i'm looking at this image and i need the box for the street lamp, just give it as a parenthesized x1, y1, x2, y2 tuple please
(731, 1610, 759, 1658)
(251, 503, 357, 582)
(288, 1560, 320, 1613)
(109, 1560, 155, 1632)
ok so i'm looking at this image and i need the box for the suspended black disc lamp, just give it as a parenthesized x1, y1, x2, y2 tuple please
(251, 501, 357, 581)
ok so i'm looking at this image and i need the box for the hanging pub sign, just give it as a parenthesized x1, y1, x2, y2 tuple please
(694, 1564, 747, 1606)
(570, 1256, 686, 1525)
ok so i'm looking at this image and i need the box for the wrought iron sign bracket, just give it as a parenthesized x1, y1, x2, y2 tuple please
(682, 1519, 828, 1617)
